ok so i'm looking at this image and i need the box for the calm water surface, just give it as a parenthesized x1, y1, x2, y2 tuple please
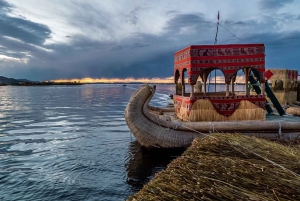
(0, 84, 299, 201)
(0, 84, 180, 201)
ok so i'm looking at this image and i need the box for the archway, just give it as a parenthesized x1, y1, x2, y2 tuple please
(174, 69, 180, 83)
(182, 68, 188, 95)
(207, 69, 226, 93)
(274, 80, 284, 91)
(174, 70, 181, 95)
(231, 68, 246, 95)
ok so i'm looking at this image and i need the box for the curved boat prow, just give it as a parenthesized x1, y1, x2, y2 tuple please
(124, 85, 203, 148)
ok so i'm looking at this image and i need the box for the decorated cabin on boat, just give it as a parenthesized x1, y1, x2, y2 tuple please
(174, 44, 266, 122)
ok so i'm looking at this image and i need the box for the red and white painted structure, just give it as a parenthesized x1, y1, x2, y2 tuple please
(173, 44, 267, 118)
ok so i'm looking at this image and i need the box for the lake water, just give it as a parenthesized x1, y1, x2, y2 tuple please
(0, 84, 299, 201)
(0, 84, 182, 201)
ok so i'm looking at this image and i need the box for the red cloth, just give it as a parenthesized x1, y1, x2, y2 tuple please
(265, 70, 274, 80)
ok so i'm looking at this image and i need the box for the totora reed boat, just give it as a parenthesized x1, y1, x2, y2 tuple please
(125, 43, 300, 148)
(125, 84, 300, 148)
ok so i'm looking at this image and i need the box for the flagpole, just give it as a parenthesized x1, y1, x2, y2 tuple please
(214, 11, 220, 92)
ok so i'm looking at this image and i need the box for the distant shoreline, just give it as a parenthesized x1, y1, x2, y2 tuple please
(0, 82, 250, 86)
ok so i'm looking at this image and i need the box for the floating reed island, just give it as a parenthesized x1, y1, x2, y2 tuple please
(127, 134, 300, 201)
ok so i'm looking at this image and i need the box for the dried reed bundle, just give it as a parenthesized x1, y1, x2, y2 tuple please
(269, 69, 298, 92)
(177, 99, 265, 122)
(270, 69, 288, 80)
(128, 134, 300, 201)
(273, 91, 288, 105)
(286, 106, 300, 116)
(268, 91, 298, 105)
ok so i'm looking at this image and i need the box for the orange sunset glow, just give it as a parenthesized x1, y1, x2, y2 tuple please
(51, 75, 247, 84)
(51, 76, 174, 84)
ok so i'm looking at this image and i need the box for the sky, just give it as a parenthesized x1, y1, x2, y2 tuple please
(0, 0, 299, 82)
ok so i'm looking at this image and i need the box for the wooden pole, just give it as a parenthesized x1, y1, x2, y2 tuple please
(226, 83, 229, 96)
(215, 71, 217, 92)
(190, 85, 195, 98)
(231, 79, 235, 95)
(214, 11, 220, 93)
(261, 82, 265, 95)
(182, 76, 185, 96)
(245, 69, 250, 95)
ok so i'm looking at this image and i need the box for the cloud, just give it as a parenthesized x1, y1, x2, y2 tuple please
(0, 16, 51, 45)
(0, 0, 52, 72)
(0, 1, 51, 46)
(0, 0, 11, 13)
(125, 6, 148, 25)
(0, 0, 299, 81)
(258, 0, 294, 10)
(165, 13, 212, 35)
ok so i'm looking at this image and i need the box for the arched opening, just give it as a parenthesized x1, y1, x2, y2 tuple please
(288, 80, 294, 90)
(232, 68, 246, 95)
(182, 68, 189, 95)
(206, 68, 225, 93)
(174, 70, 180, 83)
(274, 79, 284, 91)
(175, 70, 182, 95)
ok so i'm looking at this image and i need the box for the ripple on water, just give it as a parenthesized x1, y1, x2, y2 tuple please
(0, 84, 180, 201)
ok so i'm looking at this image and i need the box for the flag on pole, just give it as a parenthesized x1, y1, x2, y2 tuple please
(217, 11, 220, 20)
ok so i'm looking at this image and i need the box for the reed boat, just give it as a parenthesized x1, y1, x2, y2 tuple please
(125, 84, 300, 148)
(125, 43, 300, 148)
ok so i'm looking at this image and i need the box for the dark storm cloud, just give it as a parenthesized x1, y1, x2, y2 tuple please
(17, 31, 175, 80)
(1, 1, 299, 81)
(67, 1, 114, 34)
(280, 31, 300, 40)
(165, 13, 212, 33)
(0, 35, 50, 59)
(0, 1, 51, 46)
(258, 0, 294, 10)
(0, 0, 51, 68)
(0, 0, 11, 13)
(64, 13, 216, 79)
(110, 42, 150, 51)
(125, 6, 148, 25)
(232, 21, 246, 25)
(118, 51, 174, 78)
(0, 16, 51, 45)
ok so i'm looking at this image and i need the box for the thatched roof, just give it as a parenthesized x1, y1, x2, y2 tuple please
(128, 134, 300, 200)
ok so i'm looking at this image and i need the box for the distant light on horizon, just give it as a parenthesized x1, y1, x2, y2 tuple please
(51, 75, 247, 84)
(51, 76, 174, 84)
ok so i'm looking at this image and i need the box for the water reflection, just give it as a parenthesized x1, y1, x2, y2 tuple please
(3, 83, 298, 200)
(125, 140, 185, 192)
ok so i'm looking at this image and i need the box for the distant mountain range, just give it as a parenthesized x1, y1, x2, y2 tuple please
(0, 76, 37, 85)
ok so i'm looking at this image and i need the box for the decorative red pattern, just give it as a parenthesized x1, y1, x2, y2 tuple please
(174, 95, 266, 117)
(174, 44, 265, 85)
(288, 70, 299, 80)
